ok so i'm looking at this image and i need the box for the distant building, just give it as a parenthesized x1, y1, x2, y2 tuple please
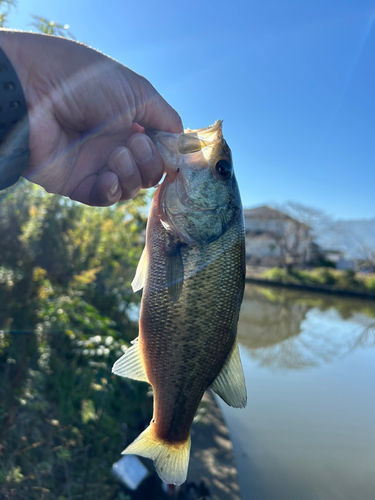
(243, 205, 315, 266)
(336, 259, 356, 270)
(320, 249, 355, 270)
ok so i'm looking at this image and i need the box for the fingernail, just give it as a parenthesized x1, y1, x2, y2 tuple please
(108, 179, 120, 197)
(130, 136, 153, 163)
(114, 149, 135, 177)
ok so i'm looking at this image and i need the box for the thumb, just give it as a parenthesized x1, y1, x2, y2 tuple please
(128, 72, 183, 134)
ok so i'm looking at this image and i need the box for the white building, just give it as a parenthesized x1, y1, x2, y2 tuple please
(320, 249, 355, 270)
(244, 206, 315, 266)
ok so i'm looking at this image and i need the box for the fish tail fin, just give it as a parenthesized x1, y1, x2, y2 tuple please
(122, 425, 191, 485)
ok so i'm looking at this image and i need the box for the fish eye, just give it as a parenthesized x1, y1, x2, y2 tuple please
(214, 159, 232, 181)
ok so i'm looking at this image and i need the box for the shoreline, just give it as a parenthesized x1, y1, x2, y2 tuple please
(187, 390, 241, 500)
(246, 276, 375, 299)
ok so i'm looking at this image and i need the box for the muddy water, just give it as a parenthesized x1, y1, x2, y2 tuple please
(217, 284, 375, 500)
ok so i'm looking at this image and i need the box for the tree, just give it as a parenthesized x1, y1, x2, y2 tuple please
(0, 0, 16, 27)
(29, 15, 75, 38)
(0, 180, 155, 499)
(280, 202, 334, 238)
(352, 240, 375, 272)
(271, 202, 334, 272)
(0, 0, 74, 38)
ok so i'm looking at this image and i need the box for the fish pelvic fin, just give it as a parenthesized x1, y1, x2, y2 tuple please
(122, 425, 191, 486)
(112, 337, 149, 383)
(210, 340, 247, 408)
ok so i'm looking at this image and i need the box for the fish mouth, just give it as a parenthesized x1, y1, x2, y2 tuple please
(146, 121, 224, 178)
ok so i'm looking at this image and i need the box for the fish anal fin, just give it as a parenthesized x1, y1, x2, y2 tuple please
(122, 425, 191, 485)
(132, 247, 148, 292)
(211, 340, 247, 408)
(112, 338, 149, 383)
(166, 246, 184, 303)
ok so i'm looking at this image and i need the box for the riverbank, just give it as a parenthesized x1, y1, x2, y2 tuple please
(218, 283, 375, 500)
(246, 266, 375, 299)
(187, 391, 241, 500)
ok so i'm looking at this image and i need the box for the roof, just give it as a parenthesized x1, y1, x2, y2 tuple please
(244, 205, 294, 221)
(243, 205, 310, 229)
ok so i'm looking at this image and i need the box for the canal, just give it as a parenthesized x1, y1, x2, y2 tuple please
(217, 284, 375, 500)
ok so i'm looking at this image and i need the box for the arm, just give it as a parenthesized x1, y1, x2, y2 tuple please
(0, 30, 183, 205)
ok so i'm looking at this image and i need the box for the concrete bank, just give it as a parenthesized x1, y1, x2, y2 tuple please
(187, 390, 241, 500)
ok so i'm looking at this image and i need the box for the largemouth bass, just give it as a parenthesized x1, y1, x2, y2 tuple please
(112, 120, 246, 485)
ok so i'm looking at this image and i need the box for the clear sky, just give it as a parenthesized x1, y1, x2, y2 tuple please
(7, 0, 375, 219)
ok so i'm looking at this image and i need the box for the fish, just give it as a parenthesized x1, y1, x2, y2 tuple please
(112, 120, 246, 485)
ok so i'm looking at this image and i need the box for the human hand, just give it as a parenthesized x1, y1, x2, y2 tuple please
(0, 31, 183, 206)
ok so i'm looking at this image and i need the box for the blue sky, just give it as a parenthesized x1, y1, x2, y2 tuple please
(7, 0, 375, 219)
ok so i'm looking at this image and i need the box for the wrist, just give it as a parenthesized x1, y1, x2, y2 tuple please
(0, 30, 31, 189)
(0, 31, 33, 97)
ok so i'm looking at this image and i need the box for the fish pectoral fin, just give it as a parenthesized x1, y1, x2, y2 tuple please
(132, 246, 148, 292)
(166, 246, 184, 303)
(210, 340, 247, 408)
(112, 337, 149, 383)
(122, 425, 191, 486)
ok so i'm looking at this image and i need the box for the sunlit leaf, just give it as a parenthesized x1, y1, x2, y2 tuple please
(81, 399, 96, 424)
(29, 14, 75, 39)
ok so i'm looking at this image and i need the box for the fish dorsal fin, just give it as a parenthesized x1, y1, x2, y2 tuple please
(184, 120, 223, 143)
(210, 340, 247, 408)
(132, 246, 148, 292)
(166, 246, 184, 303)
(112, 338, 149, 383)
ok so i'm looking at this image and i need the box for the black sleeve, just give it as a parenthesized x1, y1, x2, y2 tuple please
(0, 45, 30, 190)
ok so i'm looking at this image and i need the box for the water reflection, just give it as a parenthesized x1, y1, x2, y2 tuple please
(238, 285, 375, 369)
(219, 284, 375, 500)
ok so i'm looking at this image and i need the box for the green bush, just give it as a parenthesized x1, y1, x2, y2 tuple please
(0, 182, 153, 499)
(263, 267, 286, 282)
(312, 268, 336, 285)
(262, 266, 375, 293)
(364, 276, 375, 292)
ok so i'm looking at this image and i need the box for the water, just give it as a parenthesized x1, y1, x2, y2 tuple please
(217, 284, 375, 500)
